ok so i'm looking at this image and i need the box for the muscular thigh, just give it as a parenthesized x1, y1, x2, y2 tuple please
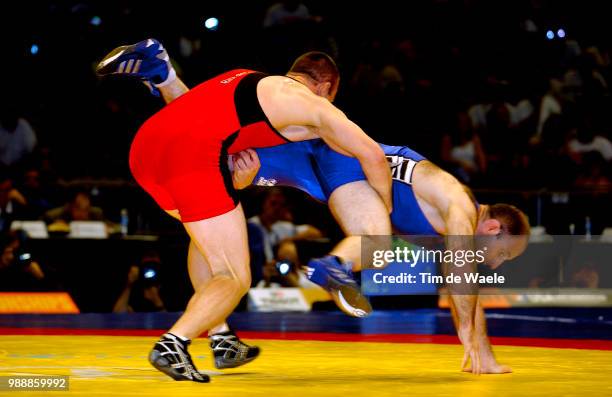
(328, 180, 391, 235)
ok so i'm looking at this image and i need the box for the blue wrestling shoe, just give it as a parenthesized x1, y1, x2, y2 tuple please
(96, 38, 176, 96)
(306, 255, 372, 318)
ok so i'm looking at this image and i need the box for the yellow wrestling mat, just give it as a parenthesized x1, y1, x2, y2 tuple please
(0, 336, 611, 396)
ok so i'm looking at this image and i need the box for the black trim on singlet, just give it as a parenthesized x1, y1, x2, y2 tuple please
(220, 132, 240, 205)
(233, 72, 291, 143)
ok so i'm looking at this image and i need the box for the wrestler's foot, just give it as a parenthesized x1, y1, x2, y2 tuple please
(210, 330, 260, 369)
(96, 38, 175, 96)
(306, 255, 372, 318)
(148, 333, 210, 383)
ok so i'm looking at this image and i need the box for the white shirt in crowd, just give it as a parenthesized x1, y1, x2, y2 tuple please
(263, 2, 311, 27)
(248, 215, 311, 262)
(0, 118, 37, 166)
(468, 99, 534, 131)
(568, 136, 612, 161)
(450, 141, 477, 170)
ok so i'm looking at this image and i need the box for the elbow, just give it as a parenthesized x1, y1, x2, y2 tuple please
(361, 144, 387, 169)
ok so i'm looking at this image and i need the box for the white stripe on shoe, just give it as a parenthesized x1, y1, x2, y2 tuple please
(125, 59, 134, 73)
(133, 59, 142, 74)
(336, 291, 367, 318)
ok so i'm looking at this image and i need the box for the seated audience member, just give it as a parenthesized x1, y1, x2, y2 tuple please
(261, 239, 321, 288)
(568, 125, 612, 163)
(263, 0, 315, 28)
(569, 264, 599, 288)
(574, 152, 611, 190)
(0, 106, 38, 168)
(113, 254, 166, 312)
(248, 189, 322, 287)
(18, 167, 54, 219)
(43, 189, 105, 232)
(441, 111, 487, 183)
(0, 172, 28, 232)
(0, 231, 50, 291)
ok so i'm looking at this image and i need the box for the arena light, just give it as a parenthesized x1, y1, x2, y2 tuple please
(30, 44, 39, 55)
(557, 29, 566, 38)
(546, 30, 555, 40)
(204, 17, 219, 31)
(90, 16, 102, 26)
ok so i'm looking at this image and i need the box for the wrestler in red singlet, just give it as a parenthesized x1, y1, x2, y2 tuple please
(129, 69, 290, 222)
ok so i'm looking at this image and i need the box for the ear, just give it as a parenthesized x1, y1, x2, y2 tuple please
(317, 81, 332, 98)
(481, 218, 501, 235)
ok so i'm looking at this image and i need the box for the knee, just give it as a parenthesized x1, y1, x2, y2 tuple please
(213, 271, 251, 296)
(236, 272, 251, 295)
(358, 220, 390, 235)
(343, 216, 391, 236)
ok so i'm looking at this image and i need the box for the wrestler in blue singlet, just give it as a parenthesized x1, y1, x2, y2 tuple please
(253, 140, 440, 236)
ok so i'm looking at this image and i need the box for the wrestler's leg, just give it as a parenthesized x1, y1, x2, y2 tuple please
(167, 204, 251, 339)
(327, 180, 391, 272)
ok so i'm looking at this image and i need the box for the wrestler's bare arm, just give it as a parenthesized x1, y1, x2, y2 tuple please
(260, 79, 392, 212)
(414, 162, 483, 372)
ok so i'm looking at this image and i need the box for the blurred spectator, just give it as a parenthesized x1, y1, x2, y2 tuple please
(0, 173, 28, 232)
(263, 0, 315, 28)
(248, 189, 322, 286)
(563, 49, 609, 101)
(440, 111, 487, 183)
(113, 254, 166, 312)
(475, 88, 535, 185)
(261, 239, 321, 288)
(17, 167, 54, 219)
(529, 114, 576, 188)
(569, 264, 599, 288)
(568, 125, 612, 163)
(0, 231, 50, 291)
(468, 82, 534, 133)
(574, 152, 611, 190)
(0, 106, 37, 168)
(43, 189, 105, 232)
(533, 78, 564, 145)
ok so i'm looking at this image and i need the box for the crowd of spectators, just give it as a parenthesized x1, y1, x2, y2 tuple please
(7, 0, 611, 212)
(3, 1, 612, 307)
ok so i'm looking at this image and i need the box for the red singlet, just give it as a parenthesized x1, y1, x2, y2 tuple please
(129, 69, 290, 222)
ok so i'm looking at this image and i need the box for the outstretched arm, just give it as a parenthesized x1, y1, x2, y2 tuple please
(443, 204, 481, 374)
(449, 297, 512, 374)
(417, 163, 482, 372)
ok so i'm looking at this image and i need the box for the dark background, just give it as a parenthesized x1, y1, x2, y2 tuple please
(2, 0, 611, 310)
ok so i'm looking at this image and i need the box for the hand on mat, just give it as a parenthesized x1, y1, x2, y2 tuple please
(462, 341, 512, 374)
(458, 327, 481, 375)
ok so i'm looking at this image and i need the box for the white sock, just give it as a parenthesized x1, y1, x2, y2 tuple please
(209, 323, 230, 336)
(167, 332, 190, 344)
